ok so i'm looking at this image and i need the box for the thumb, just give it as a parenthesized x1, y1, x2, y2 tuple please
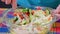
(12, 0, 17, 10)
(55, 5, 60, 12)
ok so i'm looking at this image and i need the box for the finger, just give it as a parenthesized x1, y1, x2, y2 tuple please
(54, 5, 60, 14)
(12, 0, 17, 10)
(55, 14, 60, 17)
(56, 5, 60, 10)
(5, 0, 11, 4)
(56, 5, 60, 12)
(1, 0, 5, 2)
(51, 10, 57, 16)
(55, 14, 60, 19)
(54, 9, 59, 14)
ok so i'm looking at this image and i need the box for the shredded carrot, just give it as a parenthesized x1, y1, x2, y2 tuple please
(43, 11, 46, 15)
(51, 14, 54, 17)
(48, 16, 52, 21)
(25, 12, 30, 16)
(36, 27, 41, 31)
(32, 10, 34, 15)
(13, 12, 19, 16)
(13, 13, 17, 16)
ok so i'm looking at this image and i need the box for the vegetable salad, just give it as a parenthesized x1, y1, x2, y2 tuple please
(11, 8, 53, 34)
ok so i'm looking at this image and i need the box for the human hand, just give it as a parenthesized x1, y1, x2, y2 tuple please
(52, 5, 60, 20)
(1, 0, 17, 9)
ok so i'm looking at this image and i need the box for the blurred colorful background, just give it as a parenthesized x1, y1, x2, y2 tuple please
(0, 0, 60, 34)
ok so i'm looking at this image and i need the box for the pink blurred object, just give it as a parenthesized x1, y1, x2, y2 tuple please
(53, 5, 60, 20)
(0, 23, 7, 27)
(0, 10, 4, 17)
(36, 6, 41, 10)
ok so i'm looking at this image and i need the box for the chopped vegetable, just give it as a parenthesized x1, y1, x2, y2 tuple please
(23, 22, 26, 25)
(46, 9, 51, 15)
(12, 8, 53, 34)
(14, 17, 18, 23)
(22, 19, 27, 25)
(36, 27, 41, 31)
(22, 8, 28, 13)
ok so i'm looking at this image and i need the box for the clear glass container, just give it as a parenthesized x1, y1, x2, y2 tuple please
(1, 7, 57, 34)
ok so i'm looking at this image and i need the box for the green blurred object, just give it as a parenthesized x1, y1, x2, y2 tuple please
(22, 8, 28, 13)
(45, 8, 51, 16)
